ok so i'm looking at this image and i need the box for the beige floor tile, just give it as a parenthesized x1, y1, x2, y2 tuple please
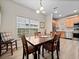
(0, 38, 79, 59)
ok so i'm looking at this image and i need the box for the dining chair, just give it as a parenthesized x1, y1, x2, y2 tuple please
(34, 32, 41, 37)
(0, 32, 17, 55)
(50, 32, 56, 37)
(21, 35, 38, 59)
(50, 32, 60, 51)
(34, 32, 42, 59)
(42, 32, 61, 59)
(0, 33, 8, 56)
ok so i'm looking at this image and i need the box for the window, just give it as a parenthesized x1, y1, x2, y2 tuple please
(16, 16, 40, 37)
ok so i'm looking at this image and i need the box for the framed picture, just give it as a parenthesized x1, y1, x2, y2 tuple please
(40, 22, 45, 28)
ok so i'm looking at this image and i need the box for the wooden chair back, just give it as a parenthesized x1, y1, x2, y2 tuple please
(21, 35, 28, 53)
(0, 33, 3, 43)
(52, 32, 61, 49)
(50, 32, 56, 37)
(0, 32, 13, 42)
(34, 32, 41, 37)
(0, 32, 17, 55)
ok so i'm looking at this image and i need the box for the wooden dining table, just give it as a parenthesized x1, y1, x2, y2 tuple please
(26, 35, 53, 59)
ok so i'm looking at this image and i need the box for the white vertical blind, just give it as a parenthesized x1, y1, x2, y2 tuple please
(17, 16, 39, 28)
(16, 16, 40, 37)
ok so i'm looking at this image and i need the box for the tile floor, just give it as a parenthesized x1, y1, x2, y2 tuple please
(0, 38, 79, 59)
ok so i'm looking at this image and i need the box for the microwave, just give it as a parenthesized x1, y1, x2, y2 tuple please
(74, 23, 79, 30)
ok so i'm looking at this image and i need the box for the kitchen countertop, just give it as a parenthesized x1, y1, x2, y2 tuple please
(73, 31, 79, 33)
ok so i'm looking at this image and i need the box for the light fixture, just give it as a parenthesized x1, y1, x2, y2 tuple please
(53, 7, 62, 18)
(40, 6, 44, 11)
(54, 10, 58, 13)
(52, 7, 58, 20)
(59, 14, 62, 17)
(53, 7, 58, 14)
(73, 9, 77, 13)
(36, 10, 40, 14)
(36, 0, 46, 14)
(42, 11, 46, 13)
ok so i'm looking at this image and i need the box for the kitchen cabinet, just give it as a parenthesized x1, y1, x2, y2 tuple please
(57, 31, 65, 38)
(73, 16, 79, 23)
(65, 19, 74, 27)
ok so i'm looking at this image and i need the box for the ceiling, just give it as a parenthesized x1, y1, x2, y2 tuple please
(12, 0, 79, 18)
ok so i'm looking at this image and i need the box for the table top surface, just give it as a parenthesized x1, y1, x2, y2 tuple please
(26, 35, 53, 46)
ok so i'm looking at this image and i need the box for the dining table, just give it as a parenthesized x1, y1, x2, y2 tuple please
(26, 35, 53, 59)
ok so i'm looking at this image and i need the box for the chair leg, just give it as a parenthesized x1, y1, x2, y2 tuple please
(33, 53, 35, 59)
(15, 40, 17, 50)
(6, 44, 8, 51)
(0, 44, 1, 56)
(10, 43, 13, 55)
(58, 40, 60, 51)
(34, 52, 37, 59)
(26, 54, 29, 59)
(23, 52, 25, 59)
(38, 50, 40, 59)
(56, 49, 59, 59)
(51, 51, 54, 59)
(42, 46, 44, 57)
(38, 46, 40, 54)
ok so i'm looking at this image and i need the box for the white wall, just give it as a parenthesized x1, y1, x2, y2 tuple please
(57, 18, 66, 31)
(0, 1, 1, 30)
(45, 14, 52, 34)
(0, 0, 46, 37)
(0, 12, 1, 28)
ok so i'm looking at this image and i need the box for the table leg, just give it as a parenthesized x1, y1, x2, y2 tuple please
(38, 48, 40, 59)
(10, 43, 13, 55)
(34, 51, 37, 59)
(0, 44, 1, 56)
(58, 39, 60, 51)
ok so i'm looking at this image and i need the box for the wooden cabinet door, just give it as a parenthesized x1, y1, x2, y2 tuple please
(65, 19, 73, 27)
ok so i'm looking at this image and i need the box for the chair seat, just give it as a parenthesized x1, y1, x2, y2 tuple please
(21, 35, 38, 59)
(43, 43, 56, 51)
(10, 39, 16, 42)
(2, 39, 17, 45)
(28, 46, 35, 54)
(42, 32, 61, 59)
(6, 39, 16, 43)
